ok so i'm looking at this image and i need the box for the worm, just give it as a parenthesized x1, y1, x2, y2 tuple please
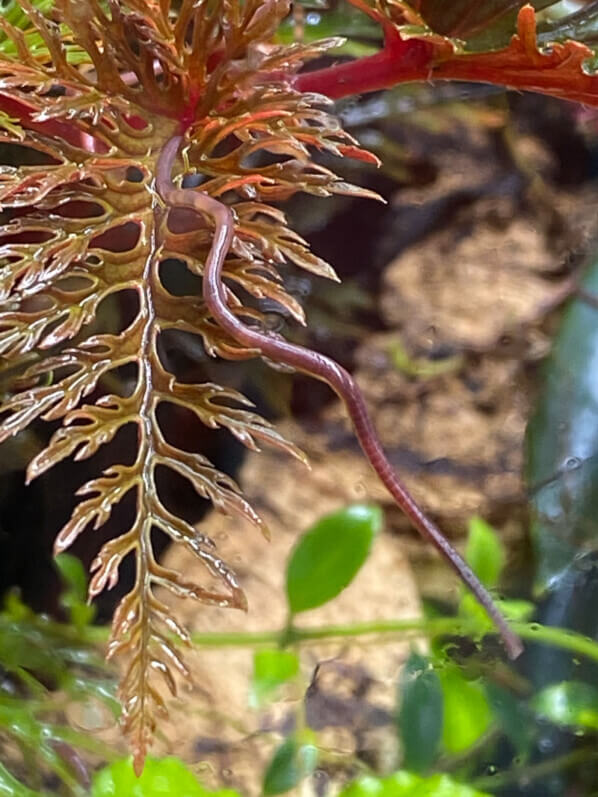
(157, 133, 523, 660)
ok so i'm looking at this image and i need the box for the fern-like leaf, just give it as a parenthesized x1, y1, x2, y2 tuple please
(0, 0, 375, 769)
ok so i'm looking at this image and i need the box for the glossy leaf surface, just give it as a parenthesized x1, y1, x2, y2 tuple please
(526, 258, 598, 590)
(397, 653, 443, 772)
(465, 517, 505, 589)
(532, 681, 598, 730)
(262, 737, 318, 795)
(439, 666, 493, 754)
(286, 505, 382, 614)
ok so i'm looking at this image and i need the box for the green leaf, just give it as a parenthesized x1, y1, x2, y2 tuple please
(459, 593, 534, 626)
(438, 666, 493, 754)
(397, 654, 443, 772)
(485, 683, 532, 754)
(285, 505, 382, 614)
(249, 649, 299, 708)
(339, 772, 419, 797)
(465, 517, 505, 588)
(526, 256, 598, 591)
(55, 554, 95, 629)
(338, 771, 490, 796)
(262, 737, 318, 796)
(91, 757, 240, 797)
(531, 681, 598, 730)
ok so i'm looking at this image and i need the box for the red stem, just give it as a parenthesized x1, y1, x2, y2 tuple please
(156, 134, 523, 661)
(294, 8, 598, 108)
(295, 40, 433, 98)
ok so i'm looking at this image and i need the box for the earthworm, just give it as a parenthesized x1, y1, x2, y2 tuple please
(157, 134, 523, 660)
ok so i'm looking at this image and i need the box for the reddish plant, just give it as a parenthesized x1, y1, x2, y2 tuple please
(0, 0, 595, 770)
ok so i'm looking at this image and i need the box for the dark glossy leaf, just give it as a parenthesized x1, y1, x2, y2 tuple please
(250, 649, 299, 707)
(439, 666, 493, 754)
(416, 0, 559, 39)
(92, 757, 241, 797)
(486, 683, 532, 754)
(465, 517, 505, 589)
(286, 505, 381, 614)
(397, 653, 443, 772)
(262, 737, 318, 796)
(538, 3, 598, 47)
(526, 258, 598, 591)
(532, 681, 598, 730)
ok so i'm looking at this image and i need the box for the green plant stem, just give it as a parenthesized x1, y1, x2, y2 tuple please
(177, 619, 598, 664)
(59, 614, 598, 665)
(472, 748, 598, 790)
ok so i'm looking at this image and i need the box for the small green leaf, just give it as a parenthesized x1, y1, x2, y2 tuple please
(459, 593, 534, 625)
(465, 517, 505, 588)
(92, 757, 240, 797)
(286, 505, 382, 614)
(397, 653, 443, 772)
(55, 554, 95, 629)
(262, 737, 318, 795)
(439, 666, 493, 754)
(338, 771, 491, 796)
(339, 772, 419, 797)
(249, 649, 299, 707)
(532, 681, 598, 730)
(495, 599, 534, 622)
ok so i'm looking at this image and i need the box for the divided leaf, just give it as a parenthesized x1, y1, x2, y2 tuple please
(0, 0, 375, 769)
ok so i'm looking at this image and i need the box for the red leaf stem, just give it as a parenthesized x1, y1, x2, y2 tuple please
(295, 5, 598, 108)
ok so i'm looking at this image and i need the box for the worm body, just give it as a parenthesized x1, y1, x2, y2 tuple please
(157, 134, 523, 660)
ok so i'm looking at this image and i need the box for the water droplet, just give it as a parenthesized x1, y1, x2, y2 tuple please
(562, 456, 582, 472)
(538, 736, 554, 753)
(263, 312, 285, 333)
(485, 764, 497, 776)
(306, 12, 321, 25)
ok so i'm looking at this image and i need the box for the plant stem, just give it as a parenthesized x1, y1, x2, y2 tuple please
(70, 615, 598, 666)
(172, 619, 598, 666)
(472, 748, 598, 791)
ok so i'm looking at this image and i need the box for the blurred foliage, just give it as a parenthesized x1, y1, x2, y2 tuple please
(5, 505, 598, 794)
(338, 772, 490, 796)
(0, 557, 117, 795)
(91, 757, 241, 797)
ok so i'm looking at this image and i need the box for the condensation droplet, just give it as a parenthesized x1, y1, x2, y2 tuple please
(562, 456, 582, 472)
(538, 736, 554, 753)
